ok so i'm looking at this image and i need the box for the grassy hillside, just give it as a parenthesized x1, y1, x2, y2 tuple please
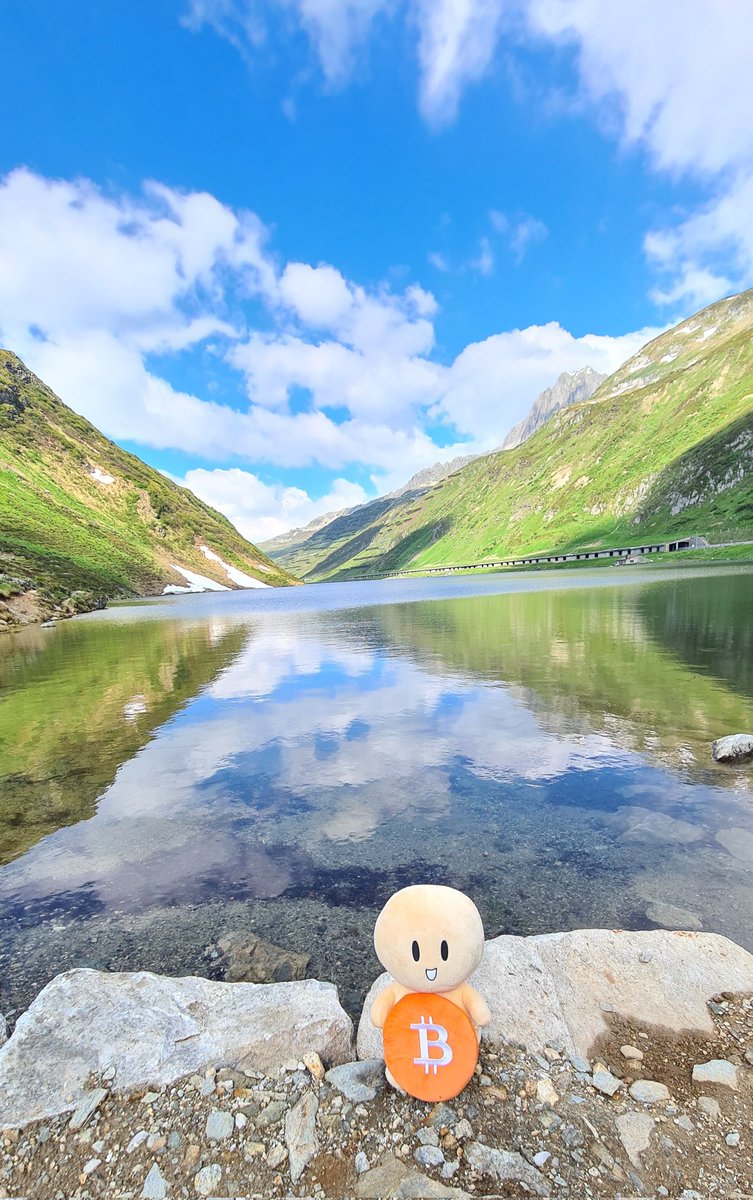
(277, 289, 753, 580)
(0, 351, 296, 615)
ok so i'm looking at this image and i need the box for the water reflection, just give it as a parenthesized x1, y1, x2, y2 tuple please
(1, 568, 752, 1019)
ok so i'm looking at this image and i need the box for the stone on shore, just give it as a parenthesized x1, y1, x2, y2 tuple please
(711, 733, 753, 763)
(141, 1161, 167, 1198)
(284, 1089, 319, 1182)
(0, 968, 353, 1131)
(357, 929, 753, 1060)
(325, 1059, 385, 1102)
(615, 1111, 655, 1167)
(464, 1142, 550, 1196)
(355, 1152, 471, 1198)
(691, 1059, 739, 1090)
(629, 1080, 671, 1104)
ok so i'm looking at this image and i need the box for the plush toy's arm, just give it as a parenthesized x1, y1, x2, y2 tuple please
(462, 983, 491, 1027)
(370, 983, 398, 1029)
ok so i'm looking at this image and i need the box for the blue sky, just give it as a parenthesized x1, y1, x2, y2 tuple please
(1, 1, 751, 540)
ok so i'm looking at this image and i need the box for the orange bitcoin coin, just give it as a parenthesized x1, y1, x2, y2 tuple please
(383, 992, 479, 1102)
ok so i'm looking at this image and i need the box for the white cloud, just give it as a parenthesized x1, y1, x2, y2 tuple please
(434, 320, 658, 442)
(428, 250, 450, 272)
(471, 236, 495, 276)
(488, 209, 549, 263)
(181, 467, 369, 540)
(413, 0, 506, 125)
(0, 166, 654, 539)
(525, 0, 753, 304)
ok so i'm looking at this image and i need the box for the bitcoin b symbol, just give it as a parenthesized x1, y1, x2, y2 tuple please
(410, 1014, 454, 1075)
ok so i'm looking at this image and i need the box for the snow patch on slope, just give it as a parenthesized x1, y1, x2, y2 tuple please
(163, 566, 231, 594)
(90, 466, 115, 484)
(199, 544, 271, 588)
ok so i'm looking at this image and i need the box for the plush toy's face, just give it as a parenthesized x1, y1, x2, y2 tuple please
(374, 884, 485, 993)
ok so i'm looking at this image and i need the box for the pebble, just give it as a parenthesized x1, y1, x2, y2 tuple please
(591, 1066, 623, 1097)
(676, 1115, 695, 1132)
(325, 1059, 385, 1103)
(569, 1055, 590, 1074)
(726, 1131, 741, 1147)
(141, 1162, 167, 1199)
(414, 1144, 444, 1168)
(354, 1150, 369, 1174)
(82, 1158, 101, 1176)
(205, 1108, 234, 1140)
(620, 1045, 644, 1061)
(127, 1130, 149, 1154)
(267, 1142, 288, 1169)
(69, 1087, 108, 1130)
(441, 1161, 459, 1179)
(697, 1096, 721, 1120)
(417, 1127, 440, 1146)
(533, 1150, 551, 1167)
(427, 1102, 456, 1129)
(194, 1163, 222, 1196)
(303, 1051, 326, 1081)
(452, 1118, 473, 1140)
(629, 1080, 671, 1104)
(536, 1078, 559, 1107)
(691, 1059, 739, 1090)
(256, 1099, 288, 1126)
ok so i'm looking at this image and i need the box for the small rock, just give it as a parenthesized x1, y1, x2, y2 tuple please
(141, 1162, 168, 1199)
(83, 1158, 101, 1176)
(285, 1089, 319, 1182)
(615, 1111, 655, 1167)
(568, 1055, 590, 1074)
(691, 1059, 739, 1090)
(213, 930, 309, 983)
(325, 1059, 385, 1102)
(142, 1090, 162, 1104)
(452, 1119, 473, 1141)
(427, 1102, 457, 1129)
(194, 1164, 222, 1196)
(676, 1115, 695, 1132)
(414, 1145, 444, 1168)
(533, 1151, 551, 1167)
(267, 1142, 288, 1169)
(440, 1161, 459, 1180)
(417, 1128, 440, 1147)
(591, 1066, 623, 1097)
(697, 1095, 721, 1120)
(256, 1099, 288, 1126)
(535, 1078, 559, 1107)
(235, 1112, 247, 1129)
(303, 1051, 325, 1081)
(205, 1109, 234, 1140)
(726, 1130, 741, 1147)
(620, 1045, 644, 1061)
(167, 1131, 181, 1149)
(629, 1080, 671, 1104)
(355, 1151, 369, 1174)
(127, 1130, 149, 1154)
(465, 1143, 550, 1196)
(69, 1087, 108, 1130)
(711, 733, 753, 763)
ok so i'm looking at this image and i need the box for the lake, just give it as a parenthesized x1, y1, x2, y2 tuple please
(1, 564, 753, 1022)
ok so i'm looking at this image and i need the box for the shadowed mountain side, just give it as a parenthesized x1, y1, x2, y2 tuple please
(0, 620, 247, 864)
(347, 580, 753, 781)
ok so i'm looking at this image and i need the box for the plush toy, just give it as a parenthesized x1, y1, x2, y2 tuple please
(370, 884, 490, 1099)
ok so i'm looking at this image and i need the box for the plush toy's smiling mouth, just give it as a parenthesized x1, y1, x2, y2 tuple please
(425, 967, 437, 981)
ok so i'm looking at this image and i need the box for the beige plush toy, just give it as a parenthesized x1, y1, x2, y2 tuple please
(370, 884, 490, 1097)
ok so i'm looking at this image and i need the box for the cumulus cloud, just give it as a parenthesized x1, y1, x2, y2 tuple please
(0, 166, 653, 538)
(525, 0, 753, 304)
(180, 467, 369, 540)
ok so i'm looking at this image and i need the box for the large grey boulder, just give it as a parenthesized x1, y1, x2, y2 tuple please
(358, 929, 753, 1061)
(0, 968, 353, 1131)
(712, 733, 753, 763)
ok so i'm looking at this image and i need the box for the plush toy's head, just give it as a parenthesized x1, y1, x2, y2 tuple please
(374, 884, 485, 994)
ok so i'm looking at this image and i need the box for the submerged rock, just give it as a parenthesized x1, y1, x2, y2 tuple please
(0, 968, 353, 1130)
(712, 733, 753, 762)
(645, 900, 702, 931)
(212, 929, 309, 984)
(358, 929, 753, 1060)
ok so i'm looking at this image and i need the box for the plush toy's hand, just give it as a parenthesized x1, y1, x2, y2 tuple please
(464, 984, 491, 1028)
(370, 984, 397, 1029)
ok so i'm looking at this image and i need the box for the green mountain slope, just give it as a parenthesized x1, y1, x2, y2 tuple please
(275, 288, 753, 580)
(0, 351, 296, 616)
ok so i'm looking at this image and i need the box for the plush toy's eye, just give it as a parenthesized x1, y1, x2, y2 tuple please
(441, 939, 449, 961)
(412, 940, 420, 962)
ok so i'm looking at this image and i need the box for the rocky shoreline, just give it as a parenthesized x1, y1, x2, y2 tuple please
(1, 929, 752, 1199)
